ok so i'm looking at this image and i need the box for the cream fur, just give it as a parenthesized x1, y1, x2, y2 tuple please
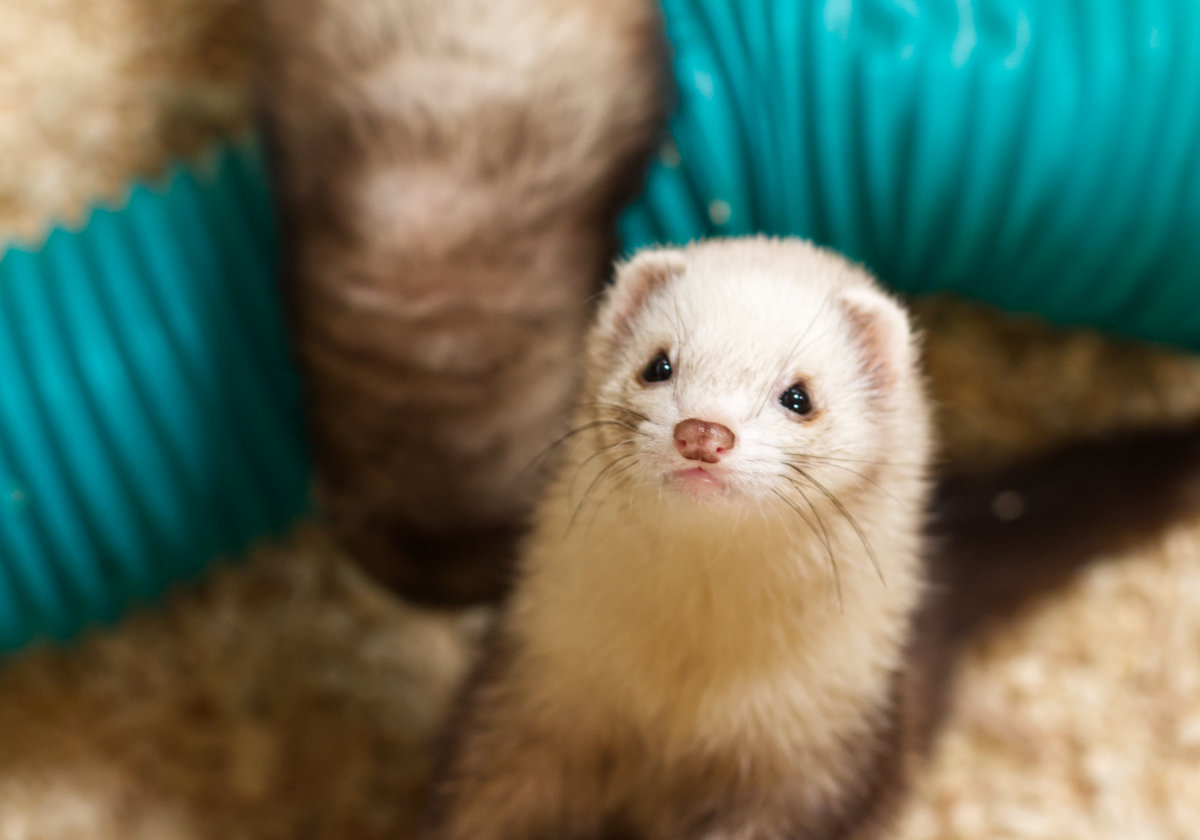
(495, 236, 933, 829)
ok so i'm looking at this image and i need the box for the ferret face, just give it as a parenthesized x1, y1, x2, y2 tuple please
(584, 238, 919, 515)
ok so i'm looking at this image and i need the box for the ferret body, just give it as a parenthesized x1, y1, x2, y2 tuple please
(426, 238, 935, 839)
(251, 0, 669, 602)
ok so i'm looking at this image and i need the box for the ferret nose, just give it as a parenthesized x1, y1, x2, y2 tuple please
(674, 419, 736, 463)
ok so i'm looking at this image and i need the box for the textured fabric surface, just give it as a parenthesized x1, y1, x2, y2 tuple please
(0, 0, 253, 242)
(3, 2, 1200, 838)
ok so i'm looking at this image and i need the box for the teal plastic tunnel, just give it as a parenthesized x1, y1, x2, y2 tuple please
(621, 0, 1200, 348)
(0, 144, 310, 652)
(4, 0, 1200, 651)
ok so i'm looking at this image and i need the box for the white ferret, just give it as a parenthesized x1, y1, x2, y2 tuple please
(425, 237, 936, 840)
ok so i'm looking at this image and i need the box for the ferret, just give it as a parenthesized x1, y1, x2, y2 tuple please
(424, 237, 938, 840)
(250, 0, 670, 604)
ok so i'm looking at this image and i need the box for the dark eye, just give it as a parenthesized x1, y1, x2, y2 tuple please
(780, 383, 813, 416)
(640, 351, 673, 384)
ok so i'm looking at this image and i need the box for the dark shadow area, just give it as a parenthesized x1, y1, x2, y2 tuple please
(931, 419, 1200, 644)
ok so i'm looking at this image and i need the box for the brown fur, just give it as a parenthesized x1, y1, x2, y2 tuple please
(251, 0, 671, 604)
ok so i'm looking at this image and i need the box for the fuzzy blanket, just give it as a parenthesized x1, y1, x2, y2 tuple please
(3, 2, 1200, 838)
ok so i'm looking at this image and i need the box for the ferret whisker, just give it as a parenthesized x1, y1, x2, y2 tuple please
(568, 399, 641, 415)
(583, 457, 641, 532)
(773, 484, 842, 608)
(652, 290, 686, 356)
(580, 438, 638, 469)
(786, 457, 904, 507)
(757, 297, 835, 417)
(753, 379, 775, 419)
(786, 451, 925, 470)
(777, 478, 834, 559)
(572, 401, 652, 425)
(671, 289, 687, 358)
(788, 464, 885, 587)
(584, 461, 640, 531)
(559, 418, 639, 444)
(794, 294, 833, 358)
(516, 419, 639, 486)
(585, 286, 610, 307)
(570, 438, 637, 500)
(566, 452, 639, 536)
(783, 476, 838, 574)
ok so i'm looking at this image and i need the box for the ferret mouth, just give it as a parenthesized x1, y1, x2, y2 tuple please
(669, 466, 728, 499)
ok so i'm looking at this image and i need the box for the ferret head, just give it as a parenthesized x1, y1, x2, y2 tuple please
(579, 237, 928, 522)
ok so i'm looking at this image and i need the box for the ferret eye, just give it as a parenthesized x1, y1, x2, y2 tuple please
(639, 351, 673, 384)
(780, 383, 813, 416)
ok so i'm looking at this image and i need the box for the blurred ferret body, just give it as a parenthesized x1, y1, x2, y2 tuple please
(252, 0, 670, 602)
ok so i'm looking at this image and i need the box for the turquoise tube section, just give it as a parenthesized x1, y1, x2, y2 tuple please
(6, 0, 1200, 652)
(0, 143, 311, 652)
(620, 0, 1200, 349)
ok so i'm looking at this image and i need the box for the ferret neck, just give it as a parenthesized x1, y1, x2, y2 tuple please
(575, 482, 797, 563)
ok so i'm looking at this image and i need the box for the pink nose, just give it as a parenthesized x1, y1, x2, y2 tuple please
(674, 419, 736, 463)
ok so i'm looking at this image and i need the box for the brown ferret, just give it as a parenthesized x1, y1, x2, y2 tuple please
(424, 238, 937, 839)
(250, 0, 670, 604)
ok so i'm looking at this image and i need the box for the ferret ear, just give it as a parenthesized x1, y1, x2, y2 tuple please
(595, 248, 687, 340)
(840, 284, 915, 393)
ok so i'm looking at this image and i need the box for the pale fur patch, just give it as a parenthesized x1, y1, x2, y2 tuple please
(508, 236, 931, 809)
